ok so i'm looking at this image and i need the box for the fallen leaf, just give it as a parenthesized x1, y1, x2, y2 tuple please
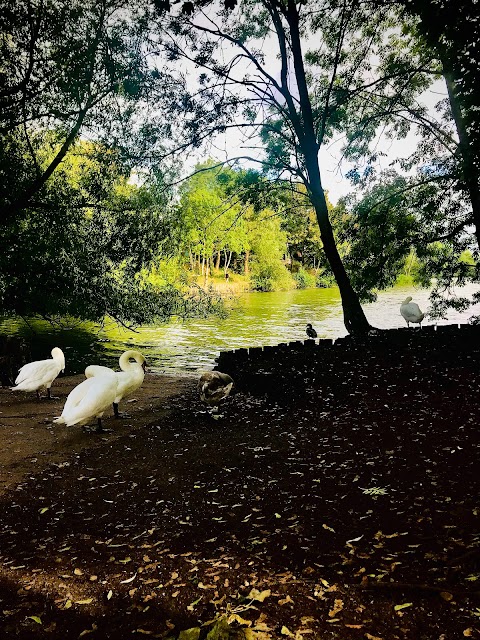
(27, 615, 42, 624)
(394, 603, 413, 611)
(328, 599, 344, 618)
(187, 596, 202, 611)
(107, 590, 113, 600)
(281, 626, 294, 637)
(120, 572, 137, 584)
(345, 624, 363, 629)
(227, 613, 252, 626)
(74, 568, 83, 576)
(247, 588, 271, 602)
(440, 592, 453, 601)
(177, 628, 200, 640)
(75, 598, 93, 605)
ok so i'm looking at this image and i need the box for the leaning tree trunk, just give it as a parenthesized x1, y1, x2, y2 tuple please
(309, 184, 371, 334)
(282, 0, 371, 335)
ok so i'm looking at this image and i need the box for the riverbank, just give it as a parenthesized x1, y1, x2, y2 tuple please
(0, 373, 194, 493)
(0, 330, 479, 639)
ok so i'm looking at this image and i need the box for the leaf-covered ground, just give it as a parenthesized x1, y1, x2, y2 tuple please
(0, 329, 479, 639)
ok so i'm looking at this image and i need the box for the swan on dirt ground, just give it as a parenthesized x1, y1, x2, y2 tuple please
(198, 371, 234, 419)
(53, 373, 118, 433)
(11, 347, 65, 400)
(400, 296, 425, 328)
(85, 350, 147, 418)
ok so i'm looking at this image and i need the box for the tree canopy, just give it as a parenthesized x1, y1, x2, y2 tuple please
(1, 0, 480, 328)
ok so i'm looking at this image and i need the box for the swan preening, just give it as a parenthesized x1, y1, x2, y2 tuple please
(54, 350, 146, 432)
(306, 323, 317, 339)
(198, 371, 234, 417)
(400, 296, 425, 328)
(85, 350, 147, 418)
(53, 375, 118, 432)
(12, 347, 65, 399)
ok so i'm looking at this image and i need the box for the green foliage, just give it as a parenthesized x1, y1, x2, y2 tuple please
(249, 214, 294, 291)
(293, 267, 316, 290)
(337, 167, 479, 312)
(0, 138, 222, 324)
(336, 174, 419, 300)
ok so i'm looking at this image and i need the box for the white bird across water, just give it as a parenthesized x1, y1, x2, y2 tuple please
(400, 296, 425, 328)
(85, 350, 147, 418)
(12, 347, 65, 400)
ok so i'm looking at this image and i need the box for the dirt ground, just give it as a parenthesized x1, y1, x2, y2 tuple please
(0, 345, 479, 640)
(0, 374, 193, 494)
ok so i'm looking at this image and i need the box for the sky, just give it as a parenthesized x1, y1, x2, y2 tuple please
(181, 9, 449, 204)
(191, 77, 448, 205)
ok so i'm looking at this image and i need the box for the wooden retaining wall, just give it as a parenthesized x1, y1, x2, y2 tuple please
(214, 324, 480, 398)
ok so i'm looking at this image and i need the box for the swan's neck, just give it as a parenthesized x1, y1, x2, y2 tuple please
(119, 350, 144, 372)
(52, 350, 65, 370)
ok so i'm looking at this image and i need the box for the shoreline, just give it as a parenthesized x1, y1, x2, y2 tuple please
(0, 373, 194, 495)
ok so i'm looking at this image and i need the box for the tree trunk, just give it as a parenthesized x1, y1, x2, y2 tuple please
(204, 259, 210, 286)
(280, 0, 371, 334)
(310, 185, 371, 334)
(215, 251, 221, 270)
(244, 250, 250, 275)
(443, 67, 480, 249)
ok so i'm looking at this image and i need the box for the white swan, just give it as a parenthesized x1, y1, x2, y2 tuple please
(198, 371, 234, 417)
(53, 373, 118, 433)
(400, 296, 425, 327)
(12, 347, 65, 399)
(85, 350, 147, 418)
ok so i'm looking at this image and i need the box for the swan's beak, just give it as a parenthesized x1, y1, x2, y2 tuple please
(142, 361, 147, 373)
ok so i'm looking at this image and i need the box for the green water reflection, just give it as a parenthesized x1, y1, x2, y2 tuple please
(2, 285, 480, 376)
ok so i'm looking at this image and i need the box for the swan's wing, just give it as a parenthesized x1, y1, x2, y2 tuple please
(85, 365, 116, 379)
(401, 302, 424, 321)
(15, 359, 47, 384)
(200, 371, 234, 404)
(60, 378, 95, 416)
(58, 377, 117, 426)
(13, 359, 61, 390)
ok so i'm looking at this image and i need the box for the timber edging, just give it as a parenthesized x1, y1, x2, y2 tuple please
(214, 324, 480, 399)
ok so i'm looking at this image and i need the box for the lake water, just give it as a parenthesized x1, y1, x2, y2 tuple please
(2, 285, 480, 376)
